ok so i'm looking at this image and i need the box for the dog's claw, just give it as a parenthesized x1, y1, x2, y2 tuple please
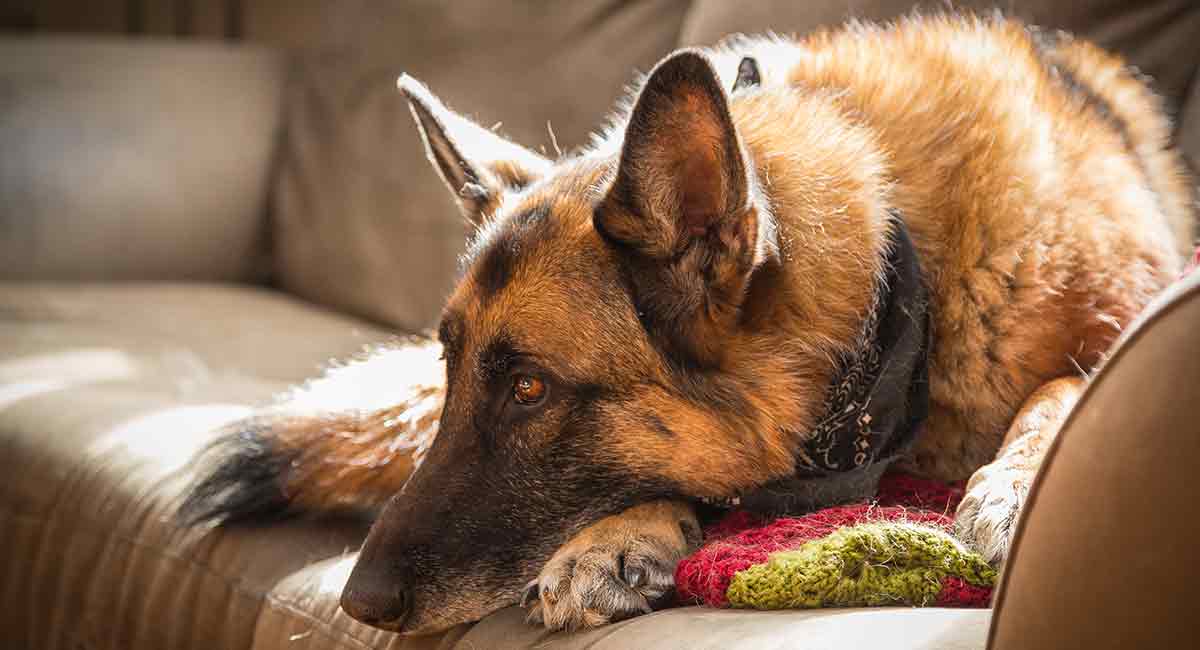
(622, 563, 646, 589)
(520, 579, 539, 608)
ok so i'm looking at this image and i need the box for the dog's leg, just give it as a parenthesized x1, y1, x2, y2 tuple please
(523, 500, 701, 631)
(178, 340, 444, 525)
(955, 376, 1086, 565)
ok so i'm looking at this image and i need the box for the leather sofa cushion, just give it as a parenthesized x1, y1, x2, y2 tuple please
(0, 283, 395, 383)
(0, 38, 284, 283)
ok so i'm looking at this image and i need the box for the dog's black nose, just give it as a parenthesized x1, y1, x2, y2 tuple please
(340, 577, 412, 629)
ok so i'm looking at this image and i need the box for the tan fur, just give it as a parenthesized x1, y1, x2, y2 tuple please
(265, 341, 444, 513)
(270, 398, 438, 512)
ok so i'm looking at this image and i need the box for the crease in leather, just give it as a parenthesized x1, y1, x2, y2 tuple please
(255, 596, 376, 650)
(0, 497, 272, 644)
(258, 590, 386, 650)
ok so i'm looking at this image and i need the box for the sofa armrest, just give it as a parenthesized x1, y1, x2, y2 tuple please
(989, 271, 1200, 649)
(1179, 67, 1200, 177)
(0, 36, 284, 283)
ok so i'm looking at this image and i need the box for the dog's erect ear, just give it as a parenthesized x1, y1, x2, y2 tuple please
(598, 50, 760, 258)
(398, 75, 551, 227)
(596, 50, 773, 365)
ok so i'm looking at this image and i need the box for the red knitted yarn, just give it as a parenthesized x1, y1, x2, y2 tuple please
(674, 473, 975, 608)
(936, 577, 994, 607)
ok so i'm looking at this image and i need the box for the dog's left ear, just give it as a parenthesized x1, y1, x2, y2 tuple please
(597, 50, 773, 364)
(398, 74, 551, 228)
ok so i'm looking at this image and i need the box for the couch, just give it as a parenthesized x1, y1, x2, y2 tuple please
(2, 2, 1198, 648)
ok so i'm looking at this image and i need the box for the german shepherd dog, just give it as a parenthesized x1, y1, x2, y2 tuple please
(180, 13, 1196, 636)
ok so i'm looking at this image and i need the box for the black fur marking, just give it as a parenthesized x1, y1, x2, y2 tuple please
(464, 205, 553, 297)
(479, 334, 518, 380)
(473, 231, 517, 297)
(571, 382, 608, 411)
(643, 413, 675, 438)
(733, 56, 761, 92)
(599, 225, 760, 418)
(1026, 28, 1151, 189)
(673, 370, 756, 419)
(176, 418, 297, 526)
(438, 310, 464, 350)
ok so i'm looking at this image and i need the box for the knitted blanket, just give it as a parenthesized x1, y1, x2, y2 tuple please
(675, 474, 996, 610)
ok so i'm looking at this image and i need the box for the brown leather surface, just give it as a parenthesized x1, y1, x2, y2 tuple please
(0, 38, 283, 283)
(989, 272, 1200, 649)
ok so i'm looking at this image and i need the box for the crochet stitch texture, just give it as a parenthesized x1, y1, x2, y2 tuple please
(676, 473, 996, 609)
(726, 522, 995, 609)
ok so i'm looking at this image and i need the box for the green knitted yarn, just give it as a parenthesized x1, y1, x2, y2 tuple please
(726, 522, 996, 609)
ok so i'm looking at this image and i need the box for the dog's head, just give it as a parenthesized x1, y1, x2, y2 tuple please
(340, 50, 850, 634)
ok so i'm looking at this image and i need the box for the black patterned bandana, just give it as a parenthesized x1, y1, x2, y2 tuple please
(701, 214, 931, 516)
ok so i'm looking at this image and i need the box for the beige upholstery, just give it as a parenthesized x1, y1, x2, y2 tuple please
(988, 272, 1200, 649)
(0, 283, 990, 650)
(0, 283, 396, 383)
(0, 284, 380, 649)
(0, 38, 283, 283)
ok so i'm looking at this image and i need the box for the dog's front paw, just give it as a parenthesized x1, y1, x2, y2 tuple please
(522, 501, 700, 631)
(955, 463, 1033, 566)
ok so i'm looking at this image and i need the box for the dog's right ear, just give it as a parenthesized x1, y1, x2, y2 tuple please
(398, 75, 551, 227)
(594, 50, 772, 366)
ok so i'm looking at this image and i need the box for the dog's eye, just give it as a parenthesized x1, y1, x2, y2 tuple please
(512, 374, 547, 406)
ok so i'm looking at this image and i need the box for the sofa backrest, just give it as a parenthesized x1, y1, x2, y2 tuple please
(7, 1, 1197, 331)
(0, 36, 284, 283)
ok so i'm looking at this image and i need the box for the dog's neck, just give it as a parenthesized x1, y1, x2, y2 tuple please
(702, 215, 931, 515)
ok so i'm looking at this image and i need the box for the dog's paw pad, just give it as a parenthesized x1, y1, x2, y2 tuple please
(531, 543, 675, 631)
(525, 504, 696, 631)
(955, 464, 1031, 566)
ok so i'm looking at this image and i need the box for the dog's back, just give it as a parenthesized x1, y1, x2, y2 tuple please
(690, 15, 1194, 479)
